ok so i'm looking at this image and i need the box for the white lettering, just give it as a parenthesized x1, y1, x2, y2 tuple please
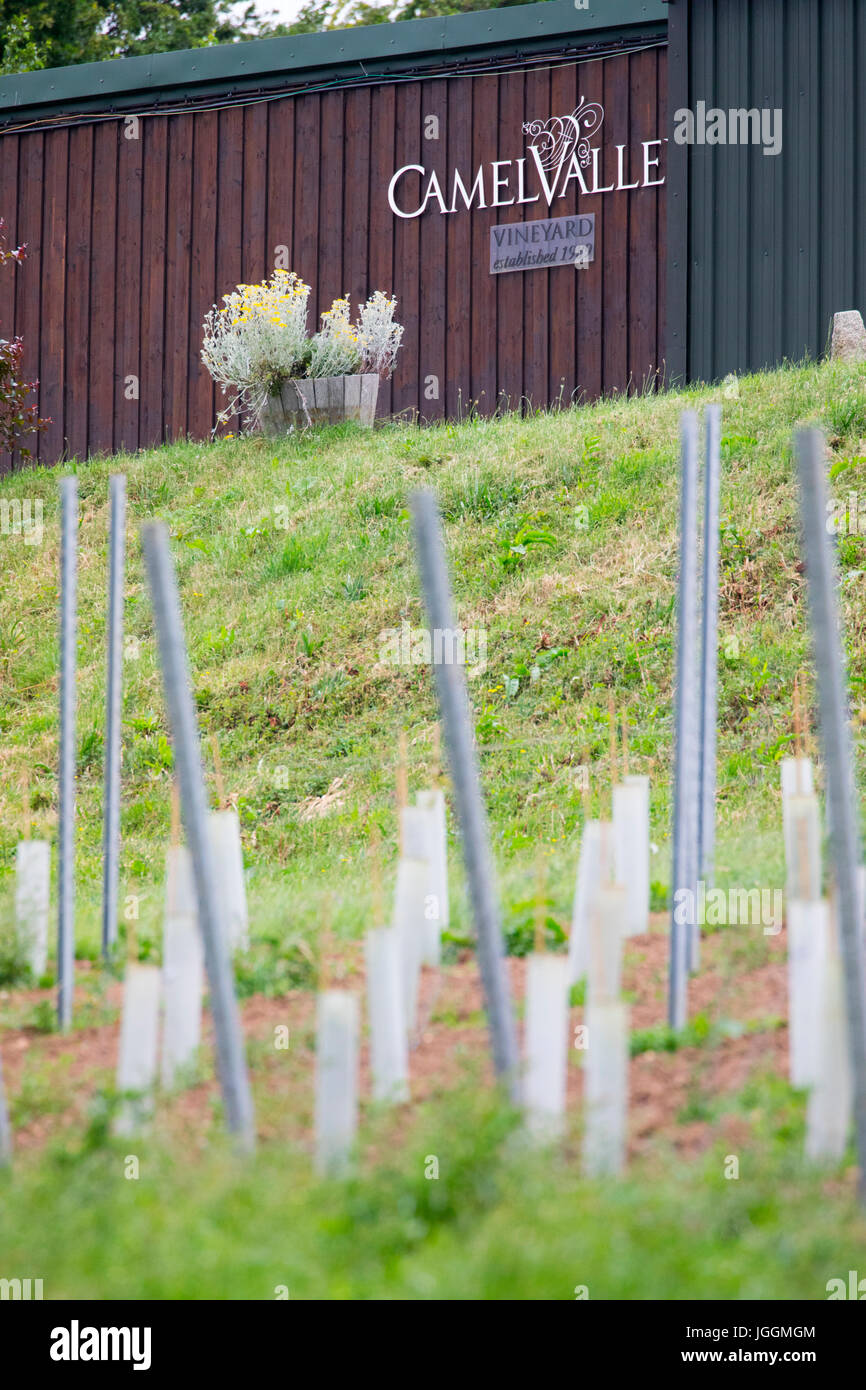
(387, 163, 426, 218)
(527, 144, 564, 204)
(589, 146, 614, 194)
(515, 157, 541, 205)
(615, 144, 639, 191)
(642, 139, 664, 186)
(449, 165, 487, 212)
(490, 160, 514, 207)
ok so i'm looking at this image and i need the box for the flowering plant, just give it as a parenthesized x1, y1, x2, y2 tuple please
(201, 268, 312, 426)
(201, 271, 403, 430)
(308, 296, 361, 378)
(356, 291, 403, 379)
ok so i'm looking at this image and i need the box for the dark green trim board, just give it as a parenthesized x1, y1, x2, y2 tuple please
(682, 0, 866, 384)
(0, 1, 668, 125)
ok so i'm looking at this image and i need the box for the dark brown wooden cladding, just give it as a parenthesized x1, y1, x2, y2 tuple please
(0, 46, 666, 471)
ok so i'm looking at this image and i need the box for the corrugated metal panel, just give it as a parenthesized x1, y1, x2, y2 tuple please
(682, 0, 866, 382)
(783, 0, 819, 367)
(664, 0, 688, 385)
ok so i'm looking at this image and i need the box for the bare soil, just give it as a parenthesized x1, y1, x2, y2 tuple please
(0, 914, 792, 1164)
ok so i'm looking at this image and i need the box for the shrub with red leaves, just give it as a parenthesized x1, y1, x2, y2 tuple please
(0, 217, 49, 460)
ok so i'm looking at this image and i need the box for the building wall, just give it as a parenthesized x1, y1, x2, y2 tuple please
(668, 0, 866, 385)
(0, 43, 667, 470)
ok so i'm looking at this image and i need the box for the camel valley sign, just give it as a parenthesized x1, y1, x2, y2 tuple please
(387, 100, 666, 220)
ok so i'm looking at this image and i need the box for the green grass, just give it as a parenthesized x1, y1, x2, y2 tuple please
(2, 359, 866, 1298)
(0, 1078, 862, 1299)
(2, 357, 864, 969)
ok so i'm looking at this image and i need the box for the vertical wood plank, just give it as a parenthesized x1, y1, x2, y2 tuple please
(139, 118, 168, 451)
(469, 73, 498, 417)
(522, 66, 549, 412)
(242, 103, 268, 286)
(368, 83, 396, 419)
(40, 128, 68, 464)
(115, 121, 143, 455)
(216, 107, 243, 434)
(656, 47, 667, 381)
(12, 133, 43, 469)
(548, 61, 579, 410)
(343, 86, 371, 310)
(164, 115, 193, 443)
(576, 58, 603, 404)
(495, 70, 525, 414)
(89, 122, 118, 456)
(64, 124, 93, 461)
(445, 76, 471, 419)
(0, 134, 17, 334)
(418, 77, 447, 422)
(187, 110, 218, 442)
(628, 48, 659, 394)
(266, 98, 294, 281)
(393, 81, 421, 420)
(318, 90, 345, 320)
(0, 132, 20, 473)
(293, 95, 321, 321)
(602, 55, 630, 397)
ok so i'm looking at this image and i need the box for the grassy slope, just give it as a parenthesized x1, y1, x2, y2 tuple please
(3, 359, 866, 961)
(1, 359, 866, 1297)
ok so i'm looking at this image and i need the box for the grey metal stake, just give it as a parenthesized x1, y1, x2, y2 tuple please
(796, 427, 866, 1202)
(410, 489, 520, 1100)
(669, 412, 700, 1026)
(57, 475, 78, 1031)
(101, 474, 126, 958)
(698, 405, 722, 887)
(0, 1051, 12, 1166)
(141, 522, 256, 1153)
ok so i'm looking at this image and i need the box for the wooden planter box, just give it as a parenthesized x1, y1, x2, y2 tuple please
(259, 373, 379, 435)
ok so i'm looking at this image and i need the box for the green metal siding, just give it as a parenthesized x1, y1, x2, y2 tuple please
(679, 0, 866, 383)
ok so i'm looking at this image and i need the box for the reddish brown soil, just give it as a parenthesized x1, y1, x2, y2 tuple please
(0, 915, 792, 1165)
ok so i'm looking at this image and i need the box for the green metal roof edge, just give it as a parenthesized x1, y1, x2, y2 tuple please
(0, 0, 668, 125)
